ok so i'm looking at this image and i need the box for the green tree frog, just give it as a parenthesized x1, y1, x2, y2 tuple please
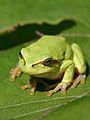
(10, 35, 86, 96)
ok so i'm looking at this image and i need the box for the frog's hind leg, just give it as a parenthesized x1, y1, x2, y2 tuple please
(21, 83, 31, 90)
(71, 43, 86, 88)
(71, 74, 86, 88)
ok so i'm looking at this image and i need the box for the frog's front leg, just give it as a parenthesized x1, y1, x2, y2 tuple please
(10, 64, 22, 81)
(29, 79, 37, 95)
(71, 43, 86, 88)
(47, 60, 74, 96)
(21, 77, 37, 95)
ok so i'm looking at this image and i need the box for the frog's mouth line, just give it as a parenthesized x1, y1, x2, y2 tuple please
(32, 59, 59, 67)
(30, 66, 60, 77)
(19, 57, 60, 76)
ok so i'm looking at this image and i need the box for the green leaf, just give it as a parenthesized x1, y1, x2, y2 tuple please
(0, 0, 90, 120)
(0, 0, 90, 32)
(42, 96, 90, 120)
(0, 24, 90, 119)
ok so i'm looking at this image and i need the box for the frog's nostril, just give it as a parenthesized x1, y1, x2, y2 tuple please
(32, 64, 34, 67)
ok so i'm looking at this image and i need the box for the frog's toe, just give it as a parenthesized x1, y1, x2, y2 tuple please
(60, 84, 67, 94)
(80, 78, 86, 84)
(21, 84, 30, 90)
(10, 68, 14, 74)
(29, 90, 35, 96)
(10, 69, 16, 80)
(47, 90, 54, 96)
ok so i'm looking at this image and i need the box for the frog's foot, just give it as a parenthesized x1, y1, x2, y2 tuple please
(21, 84, 35, 95)
(71, 74, 86, 88)
(47, 82, 70, 96)
(29, 88, 36, 95)
(21, 79, 37, 95)
(10, 64, 22, 81)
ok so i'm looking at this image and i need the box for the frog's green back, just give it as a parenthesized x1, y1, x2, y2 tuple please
(26, 35, 67, 62)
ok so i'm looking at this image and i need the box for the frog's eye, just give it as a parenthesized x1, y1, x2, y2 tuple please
(43, 58, 53, 66)
(19, 52, 26, 65)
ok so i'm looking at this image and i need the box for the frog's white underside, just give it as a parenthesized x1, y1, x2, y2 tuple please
(34, 71, 63, 80)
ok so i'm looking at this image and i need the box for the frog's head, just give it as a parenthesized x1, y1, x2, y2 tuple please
(19, 47, 60, 77)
